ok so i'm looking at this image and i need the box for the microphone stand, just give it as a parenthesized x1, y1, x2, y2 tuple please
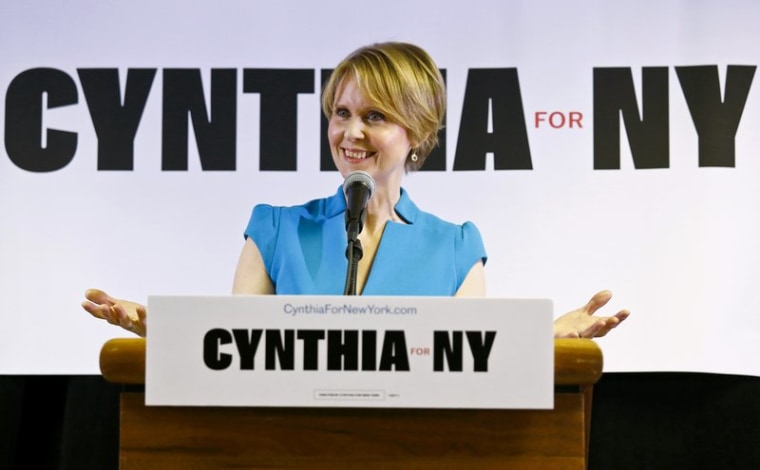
(343, 236, 363, 296)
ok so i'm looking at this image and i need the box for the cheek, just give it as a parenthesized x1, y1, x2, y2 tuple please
(385, 128, 412, 154)
(327, 120, 342, 146)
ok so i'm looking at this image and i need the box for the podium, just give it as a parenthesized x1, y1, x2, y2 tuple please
(101, 338, 602, 469)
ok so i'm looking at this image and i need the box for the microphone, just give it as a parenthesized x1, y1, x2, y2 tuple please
(343, 170, 375, 242)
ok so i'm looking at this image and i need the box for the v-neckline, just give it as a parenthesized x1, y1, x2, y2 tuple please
(326, 186, 420, 295)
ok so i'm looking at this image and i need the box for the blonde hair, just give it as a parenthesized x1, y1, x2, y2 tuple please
(321, 42, 446, 171)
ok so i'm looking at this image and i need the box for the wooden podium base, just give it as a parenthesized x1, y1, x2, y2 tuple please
(102, 338, 602, 469)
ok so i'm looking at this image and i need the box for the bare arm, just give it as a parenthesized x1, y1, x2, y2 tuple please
(453, 263, 629, 339)
(232, 237, 275, 295)
(82, 238, 273, 337)
(455, 261, 486, 297)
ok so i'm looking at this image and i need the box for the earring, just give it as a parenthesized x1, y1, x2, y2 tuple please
(411, 150, 418, 162)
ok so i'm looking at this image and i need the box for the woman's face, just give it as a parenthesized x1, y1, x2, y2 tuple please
(328, 77, 413, 189)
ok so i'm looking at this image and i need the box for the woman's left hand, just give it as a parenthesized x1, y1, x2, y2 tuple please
(553, 290, 629, 339)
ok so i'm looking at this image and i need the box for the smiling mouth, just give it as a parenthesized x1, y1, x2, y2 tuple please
(343, 148, 376, 160)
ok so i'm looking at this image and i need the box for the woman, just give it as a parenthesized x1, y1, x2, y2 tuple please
(82, 42, 628, 338)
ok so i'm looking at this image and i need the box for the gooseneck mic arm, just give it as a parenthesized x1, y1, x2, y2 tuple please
(343, 238, 363, 296)
(342, 171, 375, 296)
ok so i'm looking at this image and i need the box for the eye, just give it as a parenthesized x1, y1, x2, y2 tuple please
(334, 107, 350, 118)
(366, 111, 385, 122)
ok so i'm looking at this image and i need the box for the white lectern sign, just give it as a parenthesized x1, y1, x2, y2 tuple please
(146, 296, 553, 408)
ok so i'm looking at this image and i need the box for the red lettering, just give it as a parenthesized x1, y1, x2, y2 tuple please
(534, 110, 584, 129)
(534, 111, 547, 128)
(569, 111, 583, 128)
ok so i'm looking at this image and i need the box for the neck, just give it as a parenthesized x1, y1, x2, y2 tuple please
(363, 184, 402, 233)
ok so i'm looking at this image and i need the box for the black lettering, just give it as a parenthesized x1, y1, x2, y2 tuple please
(162, 68, 237, 171)
(203, 328, 233, 370)
(78, 68, 156, 170)
(378, 331, 409, 371)
(5, 68, 78, 172)
(676, 65, 755, 167)
(453, 68, 532, 171)
(244, 69, 314, 171)
(232, 329, 263, 370)
(465, 331, 496, 372)
(433, 331, 463, 372)
(297, 330, 325, 371)
(264, 329, 294, 370)
(327, 330, 359, 371)
(593, 67, 669, 169)
(320, 69, 334, 172)
(361, 330, 377, 371)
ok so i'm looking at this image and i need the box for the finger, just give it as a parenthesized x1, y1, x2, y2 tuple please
(117, 304, 146, 336)
(136, 305, 148, 328)
(82, 301, 107, 320)
(106, 305, 125, 326)
(115, 305, 143, 336)
(111, 304, 134, 328)
(135, 305, 148, 336)
(87, 303, 120, 325)
(614, 309, 630, 322)
(85, 288, 117, 307)
(595, 315, 627, 337)
(581, 320, 606, 338)
(584, 290, 613, 315)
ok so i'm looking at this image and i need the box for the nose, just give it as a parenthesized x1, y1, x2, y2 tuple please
(344, 117, 364, 140)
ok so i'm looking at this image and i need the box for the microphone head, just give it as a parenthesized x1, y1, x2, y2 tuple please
(342, 171, 376, 199)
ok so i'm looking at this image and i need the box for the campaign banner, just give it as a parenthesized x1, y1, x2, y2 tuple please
(2, 0, 760, 376)
(145, 296, 554, 408)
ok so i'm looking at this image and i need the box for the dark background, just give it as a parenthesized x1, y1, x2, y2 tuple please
(2, 372, 759, 469)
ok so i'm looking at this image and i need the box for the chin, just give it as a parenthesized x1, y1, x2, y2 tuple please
(336, 161, 373, 178)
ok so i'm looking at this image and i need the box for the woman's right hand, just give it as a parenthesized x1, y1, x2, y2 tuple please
(81, 289, 147, 337)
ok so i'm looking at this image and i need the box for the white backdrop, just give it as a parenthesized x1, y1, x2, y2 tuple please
(1, 0, 759, 375)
